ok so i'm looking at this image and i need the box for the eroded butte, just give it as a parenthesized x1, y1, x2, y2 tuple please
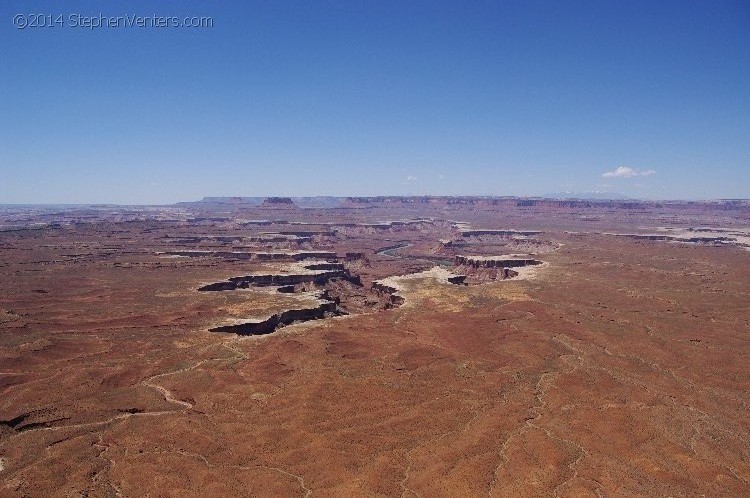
(1, 197, 749, 496)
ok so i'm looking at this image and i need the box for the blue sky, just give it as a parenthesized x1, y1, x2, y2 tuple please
(1, 0, 748, 203)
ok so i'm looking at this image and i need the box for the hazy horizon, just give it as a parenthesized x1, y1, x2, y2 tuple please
(2, 1, 749, 203)
(3, 192, 750, 208)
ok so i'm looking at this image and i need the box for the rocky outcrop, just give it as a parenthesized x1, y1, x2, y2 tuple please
(240, 220, 273, 226)
(370, 267, 469, 307)
(198, 281, 239, 292)
(501, 268, 519, 279)
(459, 230, 541, 237)
(273, 230, 337, 237)
(259, 197, 297, 209)
(160, 235, 245, 244)
(246, 235, 312, 243)
(253, 251, 337, 261)
(336, 196, 750, 212)
(199, 270, 354, 291)
(198, 262, 360, 292)
(304, 263, 345, 271)
(447, 275, 468, 285)
(209, 300, 341, 336)
(454, 255, 542, 269)
(612, 233, 733, 243)
(610, 233, 671, 241)
(371, 281, 405, 308)
(161, 250, 253, 260)
(161, 250, 337, 262)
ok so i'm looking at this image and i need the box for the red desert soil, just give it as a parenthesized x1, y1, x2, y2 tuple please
(1, 198, 749, 497)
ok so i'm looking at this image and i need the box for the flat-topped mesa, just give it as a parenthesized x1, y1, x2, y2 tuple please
(608, 232, 736, 244)
(209, 299, 341, 336)
(159, 250, 337, 262)
(198, 261, 360, 292)
(331, 219, 434, 235)
(240, 219, 273, 226)
(277, 230, 337, 237)
(160, 250, 253, 260)
(454, 255, 542, 269)
(259, 197, 298, 208)
(370, 267, 466, 308)
(253, 251, 338, 261)
(247, 234, 313, 243)
(160, 234, 246, 243)
(459, 229, 542, 237)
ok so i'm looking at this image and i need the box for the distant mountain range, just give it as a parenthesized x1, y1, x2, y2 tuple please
(178, 196, 345, 208)
(172, 194, 750, 209)
(187, 193, 634, 205)
(543, 192, 632, 200)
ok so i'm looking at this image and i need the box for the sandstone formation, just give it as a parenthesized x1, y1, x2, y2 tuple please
(197, 262, 358, 291)
(1, 198, 749, 497)
(454, 254, 542, 268)
(209, 297, 340, 335)
(459, 229, 542, 237)
(259, 197, 298, 208)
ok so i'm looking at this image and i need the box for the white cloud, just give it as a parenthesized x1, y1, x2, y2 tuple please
(602, 166, 656, 178)
(406, 176, 417, 182)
